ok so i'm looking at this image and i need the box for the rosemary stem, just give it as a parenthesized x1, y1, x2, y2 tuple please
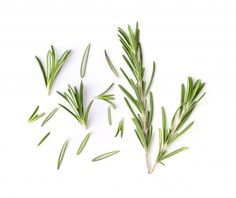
(145, 151, 151, 174)
(150, 162, 157, 174)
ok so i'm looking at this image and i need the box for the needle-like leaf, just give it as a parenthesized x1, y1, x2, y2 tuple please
(77, 133, 91, 155)
(57, 139, 69, 170)
(41, 107, 59, 127)
(104, 50, 119, 77)
(107, 107, 112, 125)
(80, 43, 91, 78)
(92, 150, 120, 162)
(37, 132, 50, 146)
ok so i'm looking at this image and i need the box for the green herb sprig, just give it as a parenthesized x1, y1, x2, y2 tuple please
(95, 83, 116, 109)
(118, 23, 155, 173)
(35, 45, 71, 95)
(28, 106, 45, 123)
(57, 81, 94, 129)
(151, 77, 205, 173)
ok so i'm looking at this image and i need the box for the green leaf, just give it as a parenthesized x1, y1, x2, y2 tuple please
(84, 100, 94, 126)
(57, 139, 69, 170)
(41, 107, 59, 127)
(104, 50, 119, 77)
(35, 56, 47, 87)
(80, 43, 91, 78)
(161, 106, 167, 134)
(160, 147, 188, 161)
(107, 107, 112, 125)
(77, 133, 91, 155)
(145, 61, 156, 95)
(37, 132, 50, 146)
(92, 150, 120, 162)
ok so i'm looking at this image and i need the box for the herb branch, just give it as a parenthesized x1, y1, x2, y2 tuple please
(151, 77, 205, 173)
(118, 23, 155, 173)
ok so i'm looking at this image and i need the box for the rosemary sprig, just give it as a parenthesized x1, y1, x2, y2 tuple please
(104, 50, 119, 77)
(77, 133, 91, 155)
(41, 107, 59, 127)
(95, 83, 116, 109)
(115, 119, 124, 138)
(92, 150, 120, 162)
(57, 81, 94, 129)
(37, 132, 50, 146)
(80, 43, 91, 78)
(57, 139, 69, 170)
(28, 106, 45, 123)
(117, 23, 155, 173)
(151, 77, 205, 173)
(35, 45, 71, 95)
(107, 107, 112, 125)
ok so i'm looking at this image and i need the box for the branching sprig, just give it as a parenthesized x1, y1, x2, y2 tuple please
(57, 81, 94, 129)
(118, 23, 156, 173)
(151, 77, 205, 173)
(35, 45, 71, 95)
(95, 83, 116, 109)
(28, 106, 45, 123)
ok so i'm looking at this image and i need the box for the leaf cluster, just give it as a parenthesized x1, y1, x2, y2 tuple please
(28, 106, 45, 123)
(35, 45, 71, 95)
(95, 83, 116, 109)
(57, 81, 94, 128)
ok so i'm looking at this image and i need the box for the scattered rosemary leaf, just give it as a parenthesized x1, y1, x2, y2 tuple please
(115, 119, 124, 138)
(77, 133, 91, 155)
(104, 50, 119, 77)
(57, 139, 69, 170)
(28, 105, 45, 123)
(107, 107, 112, 125)
(95, 83, 116, 109)
(37, 132, 50, 146)
(80, 43, 91, 78)
(92, 150, 120, 162)
(41, 107, 59, 127)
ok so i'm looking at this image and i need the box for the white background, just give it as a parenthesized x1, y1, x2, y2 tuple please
(0, 0, 235, 197)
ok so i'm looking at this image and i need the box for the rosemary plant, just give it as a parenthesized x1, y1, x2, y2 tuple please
(35, 45, 71, 95)
(151, 77, 205, 173)
(57, 81, 94, 129)
(117, 23, 156, 173)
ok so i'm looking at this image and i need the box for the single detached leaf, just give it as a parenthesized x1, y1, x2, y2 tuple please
(41, 107, 59, 127)
(160, 147, 188, 161)
(104, 50, 119, 77)
(92, 150, 120, 162)
(107, 107, 112, 125)
(37, 132, 50, 146)
(77, 133, 91, 155)
(57, 139, 69, 170)
(80, 43, 91, 78)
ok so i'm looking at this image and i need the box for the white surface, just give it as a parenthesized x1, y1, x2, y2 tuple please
(0, 0, 235, 197)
